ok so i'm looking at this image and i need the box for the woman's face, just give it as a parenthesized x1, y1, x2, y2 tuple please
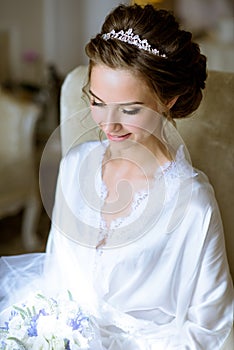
(89, 64, 163, 147)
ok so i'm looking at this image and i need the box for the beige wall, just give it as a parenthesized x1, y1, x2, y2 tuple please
(0, 31, 11, 82)
(43, 0, 129, 76)
(0, 0, 129, 84)
(0, 0, 233, 83)
(0, 0, 43, 83)
(132, 0, 174, 10)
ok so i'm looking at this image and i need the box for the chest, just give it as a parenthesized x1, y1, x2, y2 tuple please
(101, 159, 156, 227)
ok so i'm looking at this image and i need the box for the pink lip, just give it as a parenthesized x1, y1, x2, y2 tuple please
(107, 133, 131, 142)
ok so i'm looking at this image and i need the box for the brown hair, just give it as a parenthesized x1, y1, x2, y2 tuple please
(85, 4, 207, 119)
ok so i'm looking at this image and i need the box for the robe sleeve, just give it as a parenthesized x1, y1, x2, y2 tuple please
(170, 202, 234, 350)
(138, 213, 231, 349)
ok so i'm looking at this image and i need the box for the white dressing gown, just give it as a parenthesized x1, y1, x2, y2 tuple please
(46, 140, 233, 349)
(0, 140, 233, 349)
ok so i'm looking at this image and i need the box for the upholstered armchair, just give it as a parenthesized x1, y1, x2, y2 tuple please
(0, 89, 41, 250)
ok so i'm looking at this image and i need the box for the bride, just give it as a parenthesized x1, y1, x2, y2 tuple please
(1, 4, 233, 349)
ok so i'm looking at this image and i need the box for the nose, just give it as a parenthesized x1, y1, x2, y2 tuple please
(101, 121, 122, 134)
(100, 108, 122, 133)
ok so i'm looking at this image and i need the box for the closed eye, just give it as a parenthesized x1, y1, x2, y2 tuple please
(121, 107, 142, 115)
(90, 99, 106, 107)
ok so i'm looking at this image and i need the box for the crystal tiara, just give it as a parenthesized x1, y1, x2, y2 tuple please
(102, 28, 167, 58)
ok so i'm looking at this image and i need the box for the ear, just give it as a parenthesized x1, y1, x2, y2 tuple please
(167, 96, 179, 109)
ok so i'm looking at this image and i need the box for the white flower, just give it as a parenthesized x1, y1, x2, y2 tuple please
(27, 336, 50, 350)
(37, 315, 72, 339)
(7, 314, 27, 340)
(73, 331, 90, 348)
(3, 338, 21, 350)
(0, 291, 99, 350)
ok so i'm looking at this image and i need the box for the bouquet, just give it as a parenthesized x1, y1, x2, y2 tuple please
(0, 291, 102, 350)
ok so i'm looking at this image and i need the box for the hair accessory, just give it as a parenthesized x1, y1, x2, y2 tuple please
(102, 28, 167, 58)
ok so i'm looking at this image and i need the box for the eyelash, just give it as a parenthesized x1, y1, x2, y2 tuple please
(121, 108, 141, 115)
(90, 100, 105, 107)
(91, 99, 141, 116)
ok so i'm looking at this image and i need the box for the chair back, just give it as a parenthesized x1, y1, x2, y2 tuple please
(177, 70, 234, 281)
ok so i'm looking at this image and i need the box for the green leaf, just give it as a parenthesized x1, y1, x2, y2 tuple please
(67, 290, 73, 301)
(36, 293, 47, 301)
(26, 307, 32, 317)
(13, 306, 28, 320)
(32, 305, 36, 316)
(7, 337, 27, 349)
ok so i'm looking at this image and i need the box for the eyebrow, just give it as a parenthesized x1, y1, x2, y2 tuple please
(89, 89, 144, 106)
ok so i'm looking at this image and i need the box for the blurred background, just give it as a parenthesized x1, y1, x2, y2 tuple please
(0, 0, 233, 256)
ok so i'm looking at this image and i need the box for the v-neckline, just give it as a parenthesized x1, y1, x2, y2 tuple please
(98, 140, 173, 232)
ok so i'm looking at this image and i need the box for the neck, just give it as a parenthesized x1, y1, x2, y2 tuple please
(105, 136, 172, 175)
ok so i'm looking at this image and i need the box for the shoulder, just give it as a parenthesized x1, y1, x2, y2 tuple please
(191, 169, 218, 210)
(168, 151, 222, 227)
(185, 169, 223, 235)
(58, 140, 108, 188)
(58, 141, 99, 185)
(165, 145, 218, 216)
(166, 169, 224, 252)
(172, 145, 219, 213)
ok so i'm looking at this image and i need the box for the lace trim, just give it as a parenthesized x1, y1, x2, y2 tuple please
(98, 144, 195, 235)
(76, 141, 196, 249)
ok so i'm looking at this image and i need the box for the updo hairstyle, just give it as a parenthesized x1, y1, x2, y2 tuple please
(85, 4, 207, 119)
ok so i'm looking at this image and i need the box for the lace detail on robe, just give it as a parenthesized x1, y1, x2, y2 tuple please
(95, 143, 197, 249)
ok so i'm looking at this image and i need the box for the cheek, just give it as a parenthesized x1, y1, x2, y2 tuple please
(90, 107, 102, 125)
(125, 114, 161, 134)
(91, 107, 162, 135)
(91, 106, 121, 125)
